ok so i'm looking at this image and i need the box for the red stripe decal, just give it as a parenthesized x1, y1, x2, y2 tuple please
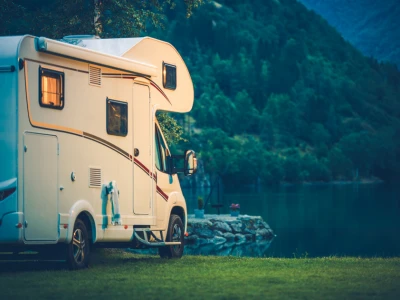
(103, 74, 137, 80)
(134, 158, 150, 173)
(134, 158, 167, 201)
(156, 186, 168, 201)
(150, 82, 172, 105)
(103, 73, 171, 106)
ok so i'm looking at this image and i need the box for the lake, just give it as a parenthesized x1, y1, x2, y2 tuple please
(183, 182, 400, 257)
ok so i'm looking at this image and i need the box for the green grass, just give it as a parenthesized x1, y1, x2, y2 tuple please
(0, 250, 399, 299)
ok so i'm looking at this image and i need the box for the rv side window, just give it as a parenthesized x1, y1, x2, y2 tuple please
(39, 67, 64, 109)
(162, 63, 177, 90)
(107, 99, 128, 136)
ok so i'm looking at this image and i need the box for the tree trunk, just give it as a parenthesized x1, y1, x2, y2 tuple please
(94, 0, 102, 37)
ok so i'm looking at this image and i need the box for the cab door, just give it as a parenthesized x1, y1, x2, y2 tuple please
(132, 83, 152, 215)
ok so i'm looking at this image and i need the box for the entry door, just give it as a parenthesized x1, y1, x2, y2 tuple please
(133, 83, 152, 215)
(24, 133, 58, 241)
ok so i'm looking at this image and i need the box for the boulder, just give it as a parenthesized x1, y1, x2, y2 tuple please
(213, 221, 232, 232)
(235, 234, 246, 244)
(256, 228, 271, 240)
(244, 234, 253, 241)
(211, 236, 227, 245)
(223, 232, 235, 241)
(229, 221, 244, 233)
(185, 234, 199, 244)
(214, 230, 224, 237)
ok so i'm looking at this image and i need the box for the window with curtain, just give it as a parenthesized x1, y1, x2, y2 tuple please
(107, 98, 128, 136)
(39, 67, 64, 109)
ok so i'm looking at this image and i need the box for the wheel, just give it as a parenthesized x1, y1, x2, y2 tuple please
(159, 214, 184, 259)
(66, 218, 90, 270)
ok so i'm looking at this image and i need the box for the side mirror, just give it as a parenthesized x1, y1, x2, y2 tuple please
(184, 150, 197, 176)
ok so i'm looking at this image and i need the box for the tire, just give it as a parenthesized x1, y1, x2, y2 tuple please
(159, 214, 184, 259)
(66, 218, 90, 270)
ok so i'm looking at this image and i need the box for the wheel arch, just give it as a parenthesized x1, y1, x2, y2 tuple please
(66, 200, 97, 244)
(170, 205, 187, 232)
(76, 211, 96, 245)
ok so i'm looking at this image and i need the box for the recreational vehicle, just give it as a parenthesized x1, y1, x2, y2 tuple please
(0, 35, 197, 269)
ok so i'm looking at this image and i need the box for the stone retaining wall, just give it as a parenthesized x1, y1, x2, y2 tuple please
(185, 214, 275, 256)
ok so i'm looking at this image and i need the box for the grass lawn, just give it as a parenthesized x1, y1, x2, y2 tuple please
(0, 250, 399, 299)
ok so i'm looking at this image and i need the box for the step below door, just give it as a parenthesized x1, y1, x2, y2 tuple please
(24, 132, 58, 241)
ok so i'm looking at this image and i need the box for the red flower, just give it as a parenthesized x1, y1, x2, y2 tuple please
(230, 203, 240, 211)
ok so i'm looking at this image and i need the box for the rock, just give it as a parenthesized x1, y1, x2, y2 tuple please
(261, 221, 271, 229)
(235, 234, 246, 244)
(238, 215, 251, 221)
(216, 246, 233, 256)
(211, 236, 227, 245)
(223, 241, 236, 248)
(184, 234, 199, 244)
(256, 228, 269, 236)
(244, 234, 253, 241)
(223, 232, 235, 241)
(197, 238, 212, 245)
(244, 228, 256, 235)
(196, 228, 214, 238)
(213, 221, 232, 232)
(214, 230, 224, 237)
(256, 228, 270, 240)
(229, 221, 243, 233)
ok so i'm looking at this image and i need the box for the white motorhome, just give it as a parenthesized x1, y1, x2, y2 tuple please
(0, 35, 197, 269)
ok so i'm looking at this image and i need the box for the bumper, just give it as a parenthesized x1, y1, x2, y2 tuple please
(0, 212, 24, 244)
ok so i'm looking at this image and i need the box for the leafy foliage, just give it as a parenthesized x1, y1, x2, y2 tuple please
(0, 0, 203, 38)
(157, 112, 187, 144)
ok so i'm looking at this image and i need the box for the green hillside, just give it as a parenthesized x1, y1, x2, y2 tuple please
(154, 0, 400, 185)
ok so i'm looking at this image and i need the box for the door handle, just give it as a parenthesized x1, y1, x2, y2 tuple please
(134, 148, 140, 157)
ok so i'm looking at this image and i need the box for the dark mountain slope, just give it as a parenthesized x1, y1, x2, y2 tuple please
(298, 0, 400, 68)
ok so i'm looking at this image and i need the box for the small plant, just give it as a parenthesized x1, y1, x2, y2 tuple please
(197, 197, 204, 210)
(229, 203, 240, 211)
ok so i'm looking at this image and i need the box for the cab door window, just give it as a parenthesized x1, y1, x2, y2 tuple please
(155, 125, 169, 173)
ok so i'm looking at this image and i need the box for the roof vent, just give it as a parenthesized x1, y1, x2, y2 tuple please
(62, 35, 100, 45)
(89, 167, 102, 188)
(89, 65, 102, 87)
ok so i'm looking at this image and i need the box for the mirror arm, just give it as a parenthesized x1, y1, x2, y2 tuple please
(166, 156, 176, 175)
(167, 155, 184, 175)
(172, 155, 185, 174)
(167, 152, 197, 176)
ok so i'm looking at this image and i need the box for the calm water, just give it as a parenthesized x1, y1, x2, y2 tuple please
(183, 183, 400, 257)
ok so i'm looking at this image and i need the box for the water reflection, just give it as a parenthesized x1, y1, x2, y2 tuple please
(185, 239, 274, 257)
(183, 183, 400, 257)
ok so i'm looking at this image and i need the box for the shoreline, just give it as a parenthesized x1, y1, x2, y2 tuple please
(283, 177, 384, 186)
(182, 177, 385, 189)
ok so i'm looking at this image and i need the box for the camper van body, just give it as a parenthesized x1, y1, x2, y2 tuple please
(0, 35, 196, 267)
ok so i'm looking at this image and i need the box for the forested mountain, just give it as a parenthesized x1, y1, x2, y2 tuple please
(298, 0, 400, 68)
(151, 0, 400, 185)
(1, 0, 400, 186)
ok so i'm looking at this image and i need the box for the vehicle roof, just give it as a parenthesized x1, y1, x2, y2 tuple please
(72, 37, 144, 57)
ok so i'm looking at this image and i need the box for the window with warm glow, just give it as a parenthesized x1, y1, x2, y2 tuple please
(107, 98, 128, 136)
(39, 67, 64, 109)
(162, 63, 176, 90)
